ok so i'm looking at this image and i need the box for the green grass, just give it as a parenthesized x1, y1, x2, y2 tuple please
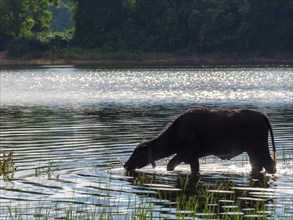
(1, 149, 293, 219)
(1, 178, 289, 220)
(0, 151, 16, 181)
(34, 159, 63, 180)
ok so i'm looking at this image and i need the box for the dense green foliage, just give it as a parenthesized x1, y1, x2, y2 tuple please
(73, 0, 292, 55)
(7, 32, 72, 57)
(49, 0, 74, 32)
(0, 0, 73, 56)
(1, 0, 292, 57)
(0, 0, 59, 50)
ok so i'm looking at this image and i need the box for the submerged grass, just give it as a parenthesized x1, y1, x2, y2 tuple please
(1, 149, 292, 219)
(0, 151, 16, 182)
(126, 173, 274, 220)
(0, 177, 290, 220)
(34, 159, 63, 180)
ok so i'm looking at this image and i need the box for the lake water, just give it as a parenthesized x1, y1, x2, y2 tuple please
(0, 66, 292, 219)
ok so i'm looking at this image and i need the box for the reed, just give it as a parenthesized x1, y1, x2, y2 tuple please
(34, 159, 63, 180)
(0, 151, 16, 182)
(1, 183, 289, 220)
(1, 151, 292, 219)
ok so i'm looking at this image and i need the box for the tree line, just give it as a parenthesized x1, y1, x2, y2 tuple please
(1, 0, 292, 57)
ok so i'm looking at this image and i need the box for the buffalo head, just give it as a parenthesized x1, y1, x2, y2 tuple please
(124, 143, 156, 171)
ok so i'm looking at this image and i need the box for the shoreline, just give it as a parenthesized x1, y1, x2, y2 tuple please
(1, 52, 292, 68)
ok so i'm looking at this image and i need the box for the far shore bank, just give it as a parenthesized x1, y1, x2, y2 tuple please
(1, 52, 292, 68)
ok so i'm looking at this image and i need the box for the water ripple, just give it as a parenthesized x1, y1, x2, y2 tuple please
(0, 67, 292, 219)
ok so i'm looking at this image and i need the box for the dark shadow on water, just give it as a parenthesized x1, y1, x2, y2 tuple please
(125, 168, 277, 218)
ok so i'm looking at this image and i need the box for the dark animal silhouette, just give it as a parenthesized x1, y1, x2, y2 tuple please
(124, 108, 276, 174)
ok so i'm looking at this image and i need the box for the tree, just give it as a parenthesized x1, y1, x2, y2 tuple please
(3, 0, 291, 55)
(73, 0, 127, 49)
(240, 0, 293, 53)
(49, 0, 74, 32)
(187, 0, 245, 53)
(0, 0, 58, 49)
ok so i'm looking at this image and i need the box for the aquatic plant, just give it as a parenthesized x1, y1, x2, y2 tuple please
(34, 159, 63, 180)
(1, 156, 292, 219)
(0, 151, 16, 181)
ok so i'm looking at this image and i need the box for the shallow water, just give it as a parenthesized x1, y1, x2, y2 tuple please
(0, 67, 292, 219)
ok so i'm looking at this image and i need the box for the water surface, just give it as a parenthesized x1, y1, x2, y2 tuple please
(0, 67, 292, 219)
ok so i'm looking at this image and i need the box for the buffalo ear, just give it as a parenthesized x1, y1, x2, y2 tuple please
(151, 161, 156, 168)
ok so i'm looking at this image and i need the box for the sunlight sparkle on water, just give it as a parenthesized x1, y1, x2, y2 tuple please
(1, 67, 292, 105)
(1, 67, 292, 219)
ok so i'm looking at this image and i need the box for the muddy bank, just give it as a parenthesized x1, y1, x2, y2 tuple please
(0, 52, 292, 68)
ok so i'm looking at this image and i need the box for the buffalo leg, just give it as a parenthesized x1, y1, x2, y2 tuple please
(247, 151, 263, 173)
(261, 142, 276, 174)
(247, 140, 276, 174)
(167, 155, 182, 171)
(190, 158, 199, 174)
(181, 142, 200, 174)
(171, 152, 199, 174)
(263, 157, 276, 174)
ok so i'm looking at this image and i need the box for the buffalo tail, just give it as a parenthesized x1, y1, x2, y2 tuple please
(264, 114, 277, 163)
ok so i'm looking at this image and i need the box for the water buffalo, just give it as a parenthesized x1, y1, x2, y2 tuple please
(124, 108, 276, 174)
